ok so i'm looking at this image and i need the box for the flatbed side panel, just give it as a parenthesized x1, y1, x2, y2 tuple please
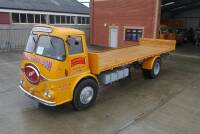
(89, 39, 176, 75)
(140, 38, 176, 50)
(88, 52, 100, 74)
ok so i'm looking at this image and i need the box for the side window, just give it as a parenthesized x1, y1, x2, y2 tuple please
(125, 28, 143, 42)
(67, 36, 83, 55)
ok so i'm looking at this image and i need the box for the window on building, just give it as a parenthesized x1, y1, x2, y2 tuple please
(78, 16, 82, 24)
(20, 13, 27, 23)
(86, 17, 90, 24)
(27, 14, 34, 23)
(77, 16, 89, 24)
(82, 17, 86, 24)
(11, 12, 89, 25)
(12, 13, 20, 23)
(50, 15, 55, 24)
(41, 14, 47, 24)
(61, 16, 65, 24)
(56, 16, 61, 24)
(125, 28, 143, 42)
(66, 16, 71, 24)
(12, 13, 45, 24)
(35, 14, 40, 23)
(71, 16, 76, 24)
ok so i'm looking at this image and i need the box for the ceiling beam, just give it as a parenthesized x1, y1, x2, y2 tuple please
(162, 0, 200, 13)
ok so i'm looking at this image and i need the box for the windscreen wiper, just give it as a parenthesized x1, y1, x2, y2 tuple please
(48, 33, 55, 49)
(32, 37, 36, 44)
(50, 39, 55, 49)
(32, 35, 38, 44)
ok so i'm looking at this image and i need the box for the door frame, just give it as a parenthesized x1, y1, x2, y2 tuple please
(65, 35, 89, 76)
(109, 26, 119, 48)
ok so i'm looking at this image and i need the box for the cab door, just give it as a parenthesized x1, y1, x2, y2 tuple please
(66, 35, 89, 77)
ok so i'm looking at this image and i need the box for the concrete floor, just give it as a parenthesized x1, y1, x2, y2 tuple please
(173, 43, 200, 58)
(0, 48, 200, 134)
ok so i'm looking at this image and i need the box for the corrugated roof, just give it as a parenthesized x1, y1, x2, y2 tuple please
(0, 0, 89, 14)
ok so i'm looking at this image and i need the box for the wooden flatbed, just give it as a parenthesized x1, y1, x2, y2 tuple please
(88, 38, 176, 75)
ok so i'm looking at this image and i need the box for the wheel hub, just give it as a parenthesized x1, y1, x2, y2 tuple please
(154, 62, 160, 76)
(80, 86, 94, 104)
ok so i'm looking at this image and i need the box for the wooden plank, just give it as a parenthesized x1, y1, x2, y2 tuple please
(88, 38, 176, 74)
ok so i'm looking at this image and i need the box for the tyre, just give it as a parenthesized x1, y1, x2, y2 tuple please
(143, 58, 161, 79)
(72, 78, 99, 110)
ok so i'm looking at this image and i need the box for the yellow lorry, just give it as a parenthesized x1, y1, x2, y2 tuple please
(19, 25, 176, 110)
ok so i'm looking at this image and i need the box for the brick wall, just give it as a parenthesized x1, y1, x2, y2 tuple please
(91, 0, 161, 47)
(0, 12, 10, 24)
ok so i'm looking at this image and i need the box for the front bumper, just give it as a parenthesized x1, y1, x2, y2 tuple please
(19, 85, 57, 107)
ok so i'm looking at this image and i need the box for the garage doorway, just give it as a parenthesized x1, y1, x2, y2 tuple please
(109, 26, 118, 48)
(161, 0, 200, 57)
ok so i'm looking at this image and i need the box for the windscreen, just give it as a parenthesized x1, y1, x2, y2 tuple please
(25, 34, 38, 53)
(35, 35, 66, 61)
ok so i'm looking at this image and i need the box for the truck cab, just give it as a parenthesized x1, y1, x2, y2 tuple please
(20, 25, 98, 109)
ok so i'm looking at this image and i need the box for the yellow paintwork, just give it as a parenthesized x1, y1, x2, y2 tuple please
(142, 56, 160, 70)
(20, 25, 176, 106)
(20, 25, 97, 106)
(88, 38, 176, 74)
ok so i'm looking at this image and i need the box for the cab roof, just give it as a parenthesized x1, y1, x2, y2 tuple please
(33, 25, 85, 36)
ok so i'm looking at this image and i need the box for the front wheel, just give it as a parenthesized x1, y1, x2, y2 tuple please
(143, 58, 161, 79)
(73, 79, 98, 110)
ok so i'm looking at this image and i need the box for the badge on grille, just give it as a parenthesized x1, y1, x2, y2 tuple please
(24, 64, 40, 84)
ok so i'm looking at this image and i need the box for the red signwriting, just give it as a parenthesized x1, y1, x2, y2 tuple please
(22, 54, 52, 71)
(71, 57, 85, 67)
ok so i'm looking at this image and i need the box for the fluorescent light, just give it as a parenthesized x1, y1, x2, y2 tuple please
(161, 2, 175, 7)
(171, 6, 186, 11)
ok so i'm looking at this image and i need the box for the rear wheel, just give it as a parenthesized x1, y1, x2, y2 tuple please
(73, 79, 98, 110)
(143, 58, 161, 79)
